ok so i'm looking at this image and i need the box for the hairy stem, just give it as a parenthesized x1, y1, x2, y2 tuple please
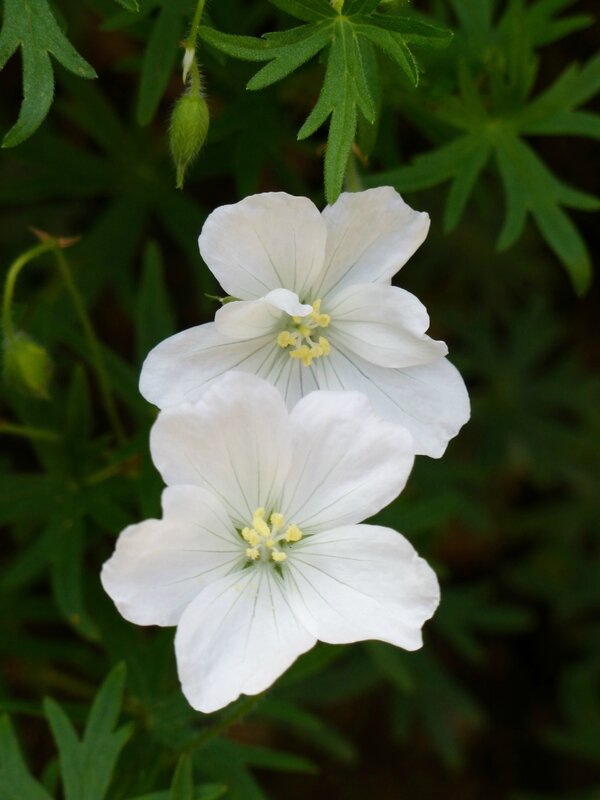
(185, 693, 265, 752)
(2, 241, 56, 342)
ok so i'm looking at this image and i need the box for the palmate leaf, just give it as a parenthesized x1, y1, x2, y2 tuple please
(372, 50, 600, 294)
(0, 0, 96, 147)
(44, 664, 132, 800)
(199, 4, 451, 203)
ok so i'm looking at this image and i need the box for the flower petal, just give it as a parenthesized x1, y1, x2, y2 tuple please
(315, 348, 470, 459)
(150, 372, 292, 527)
(175, 568, 316, 713)
(280, 390, 414, 532)
(139, 322, 276, 409)
(314, 187, 429, 299)
(100, 486, 240, 627)
(215, 289, 313, 341)
(327, 283, 447, 368)
(287, 524, 440, 650)
(199, 192, 327, 300)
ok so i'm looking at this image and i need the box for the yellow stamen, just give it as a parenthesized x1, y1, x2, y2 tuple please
(246, 548, 260, 560)
(252, 508, 270, 538)
(318, 336, 331, 355)
(277, 330, 295, 348)
(270, 512, 285, 530)
(285, 524, 303, 543)
(241, 527, 260, 546)
(271, 551, 287, 563)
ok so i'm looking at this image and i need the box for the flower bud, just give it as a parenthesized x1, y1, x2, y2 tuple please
(169, 90, 210, 189)
(3, 331, 53, 399)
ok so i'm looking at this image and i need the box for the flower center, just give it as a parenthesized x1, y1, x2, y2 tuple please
(276, 299, 331, 367)
(241, 507, 303, 564)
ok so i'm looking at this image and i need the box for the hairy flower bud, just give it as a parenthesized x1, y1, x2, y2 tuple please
(3, 331, 53, 399)
(169, 90, 210, 189)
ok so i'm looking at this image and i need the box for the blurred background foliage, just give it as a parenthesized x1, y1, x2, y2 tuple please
(0, 0, 598, 797)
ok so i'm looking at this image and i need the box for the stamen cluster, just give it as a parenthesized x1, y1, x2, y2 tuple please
(277, 299, 331, 367)
(241, 507, 303, 563)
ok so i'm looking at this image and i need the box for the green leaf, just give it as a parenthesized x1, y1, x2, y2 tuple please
(495, 133, 597, 294)
(135, 242, 176, 365)
(50, 516, 100, 641)
(169, 755, 194, 800)
(137, 0, 191, 125)
(44, 664, 131, 800)
(298, 18, 375, 202)
(355, 22, 419, 86)
(247, 23, 332, 90)
(267, 0, 336, 23)
(0, 716, 53, 800)
(0, 0, 96, 147)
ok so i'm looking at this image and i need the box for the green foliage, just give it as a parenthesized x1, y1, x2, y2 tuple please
(369, 2, 600, 292)
(0, 0, 96, 147)
(199, 0, 451, 202)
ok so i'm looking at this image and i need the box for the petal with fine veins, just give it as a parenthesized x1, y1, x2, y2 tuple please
(314, 187, 430, 299)
(287, 524, 440, 650)
(139, 322, 275, 409)
(199, 192, 327, 300)
(280, 390, 414, 532)
(101, 485, 240, 627)
(175, 568, 315, 713)
(327, 283, 447, 368)
(150, 372, 292, 527)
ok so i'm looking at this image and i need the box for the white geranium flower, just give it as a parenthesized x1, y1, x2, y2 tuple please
(101, 373, 439, 713)
(140, 187, 469, 458)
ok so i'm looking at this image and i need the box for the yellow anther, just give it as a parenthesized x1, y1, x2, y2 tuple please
(315, 313, 330, 327)
(277, 331, 295, 348)
(271, 551, 287, 563)
(310, 343, 323, 358)
(312, 299, 322, 314)
(298, 324, 311, 337)
(270, 512, 285, 530)
(246, 548, 260, 560)
(318, 336, 331, 355)
(252, 508, 270, 538)
(241, 527, 260, 546)
(290, 345, 313, 367)
(285, 524, 303, 543)
(292, 316, 301, 324)
(264, 538, 276, 549)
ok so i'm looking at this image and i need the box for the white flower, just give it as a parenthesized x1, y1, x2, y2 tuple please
(140, 187, 469, 458)
(101, 373, 440, 713)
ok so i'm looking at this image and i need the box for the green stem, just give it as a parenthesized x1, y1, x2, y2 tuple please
(184, 693, 265, 752)
(0, 421, 60, 442)
(344, 149, 363, 192)
(52, 248, 126, 446)
(185, 0, 207, 51)
(2, 241, 56, 343)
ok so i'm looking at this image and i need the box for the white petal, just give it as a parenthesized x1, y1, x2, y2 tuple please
(139, 322, 276, 409)
(100, 486, 240, 627)
(175, 567, 316, 713)
(280, 391, 414, 531)
(287, 524, 440, 650)
(150, 372, 292, 527)
(327, 283, 447, 368)
(314, 187, 429, 299)
(199, 192, 327, 300)
(215, 289, 313, 341)
(317, 348, 470, 458)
